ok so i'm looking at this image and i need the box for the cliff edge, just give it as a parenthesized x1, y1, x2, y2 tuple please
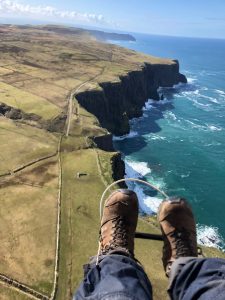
(76, 60, 186, 136)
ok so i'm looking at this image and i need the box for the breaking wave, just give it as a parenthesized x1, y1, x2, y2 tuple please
(113, 131, 138, 141)
(197, 224, 225, 251)
(184, 119, 222, 132)
(147, 134, 167, 141)
(187, 77, 197, 84)
(179, 87, 223, 111)
(143, 98, 172, 111)
(165, 111, 177, 121)
(125, 159, 166, 214)
(215, 89, 225, 96)
(125, 158, 225, 249)
(126, 159, 151, 176)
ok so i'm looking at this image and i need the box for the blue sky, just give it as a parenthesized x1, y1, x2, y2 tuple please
(1, 0, 225, 39)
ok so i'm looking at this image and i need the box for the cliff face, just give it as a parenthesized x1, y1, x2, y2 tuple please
(76, 61, 187, 136)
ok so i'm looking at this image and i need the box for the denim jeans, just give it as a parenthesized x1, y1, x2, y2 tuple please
(74, 254, 225, 300)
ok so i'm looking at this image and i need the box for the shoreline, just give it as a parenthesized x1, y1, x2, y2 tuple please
(112, 85, 225, 252)
(76, 60, 187, 137)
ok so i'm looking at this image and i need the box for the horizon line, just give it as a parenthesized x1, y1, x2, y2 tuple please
(1, 19, 225, 41)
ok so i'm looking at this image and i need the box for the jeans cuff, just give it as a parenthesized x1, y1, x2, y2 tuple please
(168, 257, 198, 294)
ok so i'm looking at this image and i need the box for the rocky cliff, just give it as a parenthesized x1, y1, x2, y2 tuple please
(76, 60, 187, 136)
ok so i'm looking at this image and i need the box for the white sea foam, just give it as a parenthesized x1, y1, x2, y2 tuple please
(207, 124, 222, 131)
(187, 77, 197, 84)
(125, 159, 165, 215)
(143, 194, 163, 214)
(155, 99, 172, 105)
(197, 224, 225, 250)
(192, 99, 213, 112)
(126, 159, 151, 176)
(172, 79, 198, 95)
(185, 120, 206, 131)
(149, 134, 167, 141)
(193, 99, 212, 107)
(125, 160, 140, 179)
(144, 98, 172, 108)
(182, 90, 199, 98)
(173, 82, 187, 89)
(165, 111, 177, 121)
(193, 89, 200, 95)
(143, 99, 154, 111)
(113, 131, 138, 141)
(199, 93, 219, 104)
(215, 89, 225, 95)
(182, 88, 220, 108)
(180, 172, 190, 178)
(204, 142, 222, 147)
(201, 86, 209, 91)
(170, 121, 188, 131)
(185, 120, 222, 132)
(208, 98, 220, 104)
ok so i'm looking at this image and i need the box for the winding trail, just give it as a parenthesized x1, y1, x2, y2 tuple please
(65, 49, 113, 137)
(65, 73, 102, 137)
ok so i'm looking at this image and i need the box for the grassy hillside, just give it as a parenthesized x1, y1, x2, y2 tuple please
(0, 24, 224, 300)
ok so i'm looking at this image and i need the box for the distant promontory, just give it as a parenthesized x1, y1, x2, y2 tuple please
(85, 29, 136, 42)
(30, 24, 136, 42)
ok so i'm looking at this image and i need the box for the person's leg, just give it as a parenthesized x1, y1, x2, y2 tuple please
(168, 257, 225, 300)
(158, 197, 225, 300)
(74, 254, 152, 300)
(73, 189, 152, 300)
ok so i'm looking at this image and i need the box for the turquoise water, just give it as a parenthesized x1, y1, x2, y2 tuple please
(112, 34, 225, 249)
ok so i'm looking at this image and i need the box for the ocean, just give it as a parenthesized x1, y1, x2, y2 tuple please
(112, 33, 225, 250)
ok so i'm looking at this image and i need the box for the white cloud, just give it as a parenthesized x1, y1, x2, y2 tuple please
(0, 0, 107, 25)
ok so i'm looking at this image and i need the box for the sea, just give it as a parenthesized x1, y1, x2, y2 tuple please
(111, 33, 225, 250)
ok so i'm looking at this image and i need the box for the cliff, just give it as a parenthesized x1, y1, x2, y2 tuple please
(36, 25, 136, 42)
(85, 30, 136, 42)
(76, 60, 187, 136)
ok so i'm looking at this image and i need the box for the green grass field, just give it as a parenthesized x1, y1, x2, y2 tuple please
(0, 82, 61, 119)
(0, 117, 58, 175)
(0, 158, 59, 296)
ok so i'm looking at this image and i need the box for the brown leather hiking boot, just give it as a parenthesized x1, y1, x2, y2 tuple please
(99, 189, 138, 258)
(158, 198, 198, 276)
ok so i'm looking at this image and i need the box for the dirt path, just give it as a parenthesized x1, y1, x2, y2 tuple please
(65, 70, 103, 137)
(65, 50, 113, 137)
(49, 136, 62, 300)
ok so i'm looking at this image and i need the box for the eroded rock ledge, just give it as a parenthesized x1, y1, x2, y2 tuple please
(76, 60, 187, 136)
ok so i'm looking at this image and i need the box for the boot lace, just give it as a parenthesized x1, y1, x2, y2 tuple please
(100, 216, 130, 255)
(170, 228, 196, 258)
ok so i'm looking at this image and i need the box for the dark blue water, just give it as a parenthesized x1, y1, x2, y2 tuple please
(112, 34, 225, 249)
